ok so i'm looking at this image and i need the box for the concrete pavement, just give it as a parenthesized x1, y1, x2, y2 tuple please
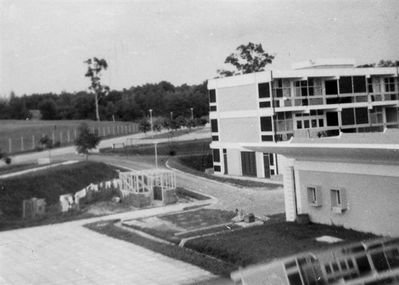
(0, 203, 218, 285)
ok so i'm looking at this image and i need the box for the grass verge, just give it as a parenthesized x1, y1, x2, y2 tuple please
(184, 214, 377, 267)
(168, 156, 281, 189)
(85, 219, 236, 277)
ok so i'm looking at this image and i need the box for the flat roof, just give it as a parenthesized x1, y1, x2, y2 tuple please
(208, 66, 399, 89)
(241, 129, 399, 165)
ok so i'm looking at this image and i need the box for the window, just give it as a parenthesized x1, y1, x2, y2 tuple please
(339, 76, 353, 94)
(342, 108, 355, 125)
(258, 83, 270, 98)
(355, 107, 368, 124)
(212, 149, 220, 162)
(212, 135, 219, 141)
(331, 188, 347, 213)
(209, 89, 216, 102)
(209, 105, 217, 112)
(259, 101, 271, 108)
(307, 186, 321, 207)
(261, 135, 273, 141)
(260, 116, 273, 132)
(211, 119, 218, 132)
(353, 76, 366, 93)
(326, 112, 339, 126)
(275, 112, 293, 132)
(325, 80, 338, 95)
(384, 78, 396, 92)
(367, 78, 373, 93)
(386, 107, 399, 123)
(213, 165, 221, 172)
(370, 107, 383, 124)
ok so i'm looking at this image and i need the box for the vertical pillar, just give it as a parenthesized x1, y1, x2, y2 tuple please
(282, 163, 297, 222)
(32, 135, 35, 150)
(67, 130, 70, 142)
(74, 129, 77, 139)
(8, 138, 12, 153)
(21, 137, 24, 152)
(52, 132, 55, 143)
(60, 132, 63, 144)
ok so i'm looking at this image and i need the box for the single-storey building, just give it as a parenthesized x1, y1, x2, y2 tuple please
(241, 129, 399, 237)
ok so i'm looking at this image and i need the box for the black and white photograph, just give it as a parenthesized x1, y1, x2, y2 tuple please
(1, 0, 399, 284)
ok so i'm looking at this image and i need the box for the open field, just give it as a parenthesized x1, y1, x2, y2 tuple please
(0, 120, 139, 154)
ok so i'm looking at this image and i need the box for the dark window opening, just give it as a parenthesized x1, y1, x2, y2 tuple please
(368, 78, 373, 93)
(260, 116, 273, 132)
(339, 76, 353, 94)
(318, 119, 324, 127)
(353, 76, 366, 93)
(371, 252, 389, 272)
(269, 153, 274, 166)
(209, 105, 217, 112)
(212, 149, 220, 162)
(355, 107, 369, 124)
(342, 108, 355, 125)
(261, 135, 273, 141)
(326, 80, 338, 95)
(386, 107, 399, 123)
(326, 112, 339, 126)
(356, 256, 372, 275)
(386, 248, 399, 269)
(258, 83, 270, 98)
(288, 272, 302, 285)
(209, 89, 216, 103)
(211, 119, 218, 132)
(326, 97, 340, 105)
(259, 101, 271, 108)
(213, 165, 221, 172)
(212, 135, 219, 141)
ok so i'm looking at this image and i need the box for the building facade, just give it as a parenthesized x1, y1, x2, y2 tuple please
(208, 61, 399, 179)
(241, 130, 399, 237)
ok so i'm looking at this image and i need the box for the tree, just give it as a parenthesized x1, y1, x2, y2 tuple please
(74, 123, 101, 159)
(138, 118, 151, 134)
(38, 99, 58, 120)
(39, 135, 53, 160)
(217, 42, 274, 77)
(357, 59, 399, 68)
(84, 57, 110, 121)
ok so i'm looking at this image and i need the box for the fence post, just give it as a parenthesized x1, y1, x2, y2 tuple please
(52, 132, 55, 143)
(32, 135, 35, 150)
(21, 137, 24, 152)
(60, 132, 63, 144)
(8, 138, 12, 153)
(74, 129, 77, 139)
(103, 127, 106, 137)
(67, 130, 70, 142)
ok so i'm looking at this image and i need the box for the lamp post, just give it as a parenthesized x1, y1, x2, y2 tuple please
(148, 109, 157, 168)
(190, 107, 194, 120)
(170, 111, 173, 121)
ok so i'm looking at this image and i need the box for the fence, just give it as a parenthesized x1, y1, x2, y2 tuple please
(1, 123, 139, 155)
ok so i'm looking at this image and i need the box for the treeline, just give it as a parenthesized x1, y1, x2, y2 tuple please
(0, 81, 209, 121)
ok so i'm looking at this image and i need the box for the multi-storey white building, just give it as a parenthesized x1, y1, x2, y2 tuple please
(208, 59, 399, 179)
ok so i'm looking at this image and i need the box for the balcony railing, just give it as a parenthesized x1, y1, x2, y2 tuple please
(272, 92, 398, 108)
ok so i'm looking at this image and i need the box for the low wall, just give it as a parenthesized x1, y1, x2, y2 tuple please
(122, 193, 152, 208)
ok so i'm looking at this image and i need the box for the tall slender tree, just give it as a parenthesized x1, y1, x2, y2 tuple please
(84, 57, 110, 121)
(217, 42, 274, 77)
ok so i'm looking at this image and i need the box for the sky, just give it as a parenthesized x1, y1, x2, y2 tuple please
(1, 0, 398, 96)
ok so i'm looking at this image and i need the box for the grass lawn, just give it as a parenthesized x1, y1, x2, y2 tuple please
(0, 163, 37, 175)
(184, 214, 377, 267)
(101, 138, 211, 156)
(0, 119, 138, 155)
(85, 219, 237, 277)
(122, 208, 236, 244)
(168, 155, 281, 189)
(0, 161, 121, 230)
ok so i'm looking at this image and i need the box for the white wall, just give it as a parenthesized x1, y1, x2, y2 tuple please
(295, 161, 399, 236)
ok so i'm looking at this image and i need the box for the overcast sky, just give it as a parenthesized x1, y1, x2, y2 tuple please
(1, 0, 398, 96)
